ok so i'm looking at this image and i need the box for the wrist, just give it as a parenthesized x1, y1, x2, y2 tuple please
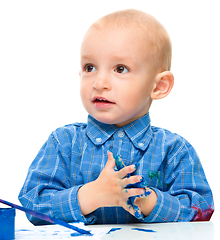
(140, 189, 157, 217)
(77, 180, 101, 216)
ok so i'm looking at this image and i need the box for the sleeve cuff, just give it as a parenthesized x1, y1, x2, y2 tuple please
(141, 188, 181, 223)
(51, 185, 97, 225)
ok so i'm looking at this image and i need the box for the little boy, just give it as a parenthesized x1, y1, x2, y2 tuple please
(19, 9, 214, 225)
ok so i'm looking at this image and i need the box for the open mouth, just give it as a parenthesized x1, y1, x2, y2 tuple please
(92, 97, 115, 104)
(92, 97, 115, 108)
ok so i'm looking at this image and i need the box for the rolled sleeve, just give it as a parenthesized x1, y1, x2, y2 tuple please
(142, 188, 181, 223)
(140, 137, 214, 223)
(51, 185, 97, 225)
(19, 129, 97, 225)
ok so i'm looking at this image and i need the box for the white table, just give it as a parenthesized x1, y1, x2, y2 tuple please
(94, 222, 218, 240)
(15, 221, 219, 240)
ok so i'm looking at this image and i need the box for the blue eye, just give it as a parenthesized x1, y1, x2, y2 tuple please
(115, 65, 129, 74)
(85, 64, 96, 72)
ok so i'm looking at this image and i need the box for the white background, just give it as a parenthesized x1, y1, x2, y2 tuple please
(0, 0, 219, 227)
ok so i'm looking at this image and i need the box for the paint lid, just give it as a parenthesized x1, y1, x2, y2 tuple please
(0, 208, 16, 218)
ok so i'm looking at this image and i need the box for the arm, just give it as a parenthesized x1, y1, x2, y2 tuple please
(18, 130, 89, 225)
(136, 138, 214, 222)
(19, 133, 144, 224)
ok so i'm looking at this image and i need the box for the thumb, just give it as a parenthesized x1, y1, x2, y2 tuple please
(106, 150, 115, 169)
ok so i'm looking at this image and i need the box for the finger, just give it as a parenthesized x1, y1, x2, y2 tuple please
(114, 155, 125, 171)
(129, 162, 140, 176)
(106, 151, 115, 169)
(119, 179, 124, 188)
(121, 201, 135, 216)
(120, 175, 142, 188)
(121, 198, 143, 220)
(134, 188, 152, 198)
(122, 188, 145, 199)
(127, 197, 144, 220)
(117, 164, 136, 179)
(133, 204, 144, 220)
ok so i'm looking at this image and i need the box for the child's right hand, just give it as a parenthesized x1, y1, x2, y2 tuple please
(77, 151, 145, 217)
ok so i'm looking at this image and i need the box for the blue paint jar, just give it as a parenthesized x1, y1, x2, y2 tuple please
(0, 208, 16, 240)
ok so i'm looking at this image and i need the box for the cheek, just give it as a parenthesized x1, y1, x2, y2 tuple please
(80, 81, 89, 105)
(120, 86, 151, 111)
(119, 87, 143, 105)
(79, 83, 84, 101)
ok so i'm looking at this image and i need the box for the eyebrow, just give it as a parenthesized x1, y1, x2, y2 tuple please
(81, 54, 95, 60)
(81, 54, 137, 66)
(111, 55, 135, 62)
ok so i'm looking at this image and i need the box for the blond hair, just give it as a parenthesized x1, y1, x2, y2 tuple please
(90, 9, 172, 72)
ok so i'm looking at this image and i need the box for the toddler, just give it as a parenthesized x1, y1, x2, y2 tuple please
(19, 9, 214, 224)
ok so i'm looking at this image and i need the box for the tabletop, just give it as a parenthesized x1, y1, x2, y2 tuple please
(15, 221, 219, 240)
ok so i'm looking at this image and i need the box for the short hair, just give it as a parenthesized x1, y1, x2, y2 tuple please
(90, 9, 172, 72)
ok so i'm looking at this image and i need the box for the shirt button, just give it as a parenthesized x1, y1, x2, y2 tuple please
(96, 138, 102, 143)
(138, 142, 144, 148)
(117, 131, 125, 138)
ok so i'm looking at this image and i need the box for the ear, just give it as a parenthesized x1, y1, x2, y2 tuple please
(150, 71, 174, 100)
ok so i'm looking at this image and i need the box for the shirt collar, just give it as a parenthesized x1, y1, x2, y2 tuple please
(122, 113, 152, 150)
(86, 116, 119, 146)
(86, 113, 152, 150)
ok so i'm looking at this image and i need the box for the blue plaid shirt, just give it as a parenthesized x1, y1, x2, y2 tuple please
(19, 113, 214, 225)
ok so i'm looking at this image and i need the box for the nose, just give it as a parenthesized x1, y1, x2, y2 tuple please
(92, 70, 111, 91)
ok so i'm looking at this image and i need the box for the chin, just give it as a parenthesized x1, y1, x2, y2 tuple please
(95, 117, 115, 125)
(91, 113, 118, 125)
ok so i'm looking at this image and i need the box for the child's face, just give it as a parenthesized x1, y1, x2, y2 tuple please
(80, 26, 157, 127)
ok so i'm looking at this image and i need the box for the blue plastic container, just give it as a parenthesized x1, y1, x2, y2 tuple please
(0, 208, 15, 240)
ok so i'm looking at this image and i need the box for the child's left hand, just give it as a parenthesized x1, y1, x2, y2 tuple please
(132, 190, 157, 218)
(113, 152, 157, 219)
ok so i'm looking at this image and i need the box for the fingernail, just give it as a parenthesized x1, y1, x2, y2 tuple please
(107, 150, 113, 157)
(131, 165, 136, 170)
(134, 162, 139, 170)
(140, 189, 145, 194)
(138, 176, 142, 181)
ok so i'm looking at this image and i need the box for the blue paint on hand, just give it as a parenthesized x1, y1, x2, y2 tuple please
(126, 176, 148, 188)
(144, 190, 152, 197)
(112, 153, 152, 220)
(114, 155, 125, 170)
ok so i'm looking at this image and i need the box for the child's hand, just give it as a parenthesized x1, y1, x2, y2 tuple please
(133, 189, 157, 218)
(78, 151, 145, 216)
(94, 151, 145, 216)
(113, 152, 157, 219)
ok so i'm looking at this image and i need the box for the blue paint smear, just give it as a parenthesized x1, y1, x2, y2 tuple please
(107, 228, 122, 234)
(70, 232, 84, 237)
(17, 229, 31, 231)
(132, 228, 156, 233)
(115, 155, 124, 170)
